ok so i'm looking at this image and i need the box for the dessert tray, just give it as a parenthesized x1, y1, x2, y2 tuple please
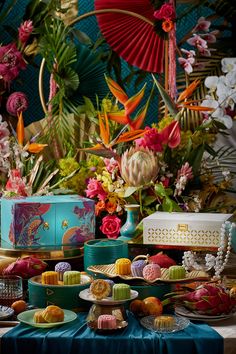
(140, 315, 190, 333)
(0, 305, 14, 320)
(79, 288, 138, 305)
(175, 306, 235, 322)
(87, 264, 209, 284)
(17, 309, 77, 328)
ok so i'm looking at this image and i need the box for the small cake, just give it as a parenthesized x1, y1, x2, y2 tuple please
(41, 305, 64, 323)
(33, 310, 47, 323)
(154, 315, 175, 330)
(41, 271, 59, 285)
(142, 263, 161, 281)
(104, 279, 115, 296)
(115, 258, 131, 275)
(90, 279, 111, 300)
(63, 270, 81, 285)
(97, 314, 117, 330)
(55, 262, 71, 281)
(112, 283, 131, 300)
(168, 265, 186, 280)
(131, 260, 146, 277)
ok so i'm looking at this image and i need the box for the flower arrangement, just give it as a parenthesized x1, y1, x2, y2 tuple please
(80, 74, 236, 240)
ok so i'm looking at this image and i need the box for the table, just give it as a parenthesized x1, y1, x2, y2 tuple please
(0, 312, 235, 354)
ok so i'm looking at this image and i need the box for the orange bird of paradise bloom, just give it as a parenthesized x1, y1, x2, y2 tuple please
(16, 112, 48, 153)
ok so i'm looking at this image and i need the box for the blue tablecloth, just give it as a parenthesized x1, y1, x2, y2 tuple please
(1, 312, 223, 354)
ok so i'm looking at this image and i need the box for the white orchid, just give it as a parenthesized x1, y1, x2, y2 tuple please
(221, 58, 236, 73)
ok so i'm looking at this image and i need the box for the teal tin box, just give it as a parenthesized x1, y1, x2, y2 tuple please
(1, 194, 95, 249)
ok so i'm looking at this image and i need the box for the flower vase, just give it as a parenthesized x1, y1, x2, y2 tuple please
(119, 204, 140, 241)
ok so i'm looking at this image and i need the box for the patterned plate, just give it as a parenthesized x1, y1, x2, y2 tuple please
(79, 288, 138, 305)
(175, 306, 235, 322)
(0, 305, 14, 320)
(87, 264, 209, 284)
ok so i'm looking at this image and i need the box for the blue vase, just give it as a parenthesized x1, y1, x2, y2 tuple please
(119, 204, 140, 241)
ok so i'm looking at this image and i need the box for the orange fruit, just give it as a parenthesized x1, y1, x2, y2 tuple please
(143, 296, 163, 316)
(11, 300, 27, 314)
(129, 299, 146, 316)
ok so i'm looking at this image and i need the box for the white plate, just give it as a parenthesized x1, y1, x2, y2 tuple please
(79, 288, 138, 305)
(140, 315, 190, 333)
(17, 309, 77, 328)
(175, 306, 235, 322)
(0, 305, 14, 320)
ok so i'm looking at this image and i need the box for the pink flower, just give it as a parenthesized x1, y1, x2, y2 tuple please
(100, 215, 122, 239)
(18, 20, 34, 44)
(201, 30, 219, 44)
(178, 57, 195, 74)
(6, 92, 28, 116)
(0, 117, 10, 140)
(192, 17, 211, 32)
(154, 3, 176, 20)
(5, 169, 28, 196)
(0, 43, 26, 82)
(104, 157, 119, 174)
(86, 178, 107, 201)
(174, 162, 193, 196)
(135, 126, 164, 152)
(187, 34, 208, 49)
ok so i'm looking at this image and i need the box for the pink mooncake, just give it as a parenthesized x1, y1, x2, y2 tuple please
(97, 314, 117, 330)
(142, 263, 161, 281)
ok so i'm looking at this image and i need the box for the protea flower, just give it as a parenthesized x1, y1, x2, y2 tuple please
(120, 147, 159, 187)
(167, 283, 236, 316)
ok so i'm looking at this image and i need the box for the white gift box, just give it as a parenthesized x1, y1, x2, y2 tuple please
(143, 212, 233, 250)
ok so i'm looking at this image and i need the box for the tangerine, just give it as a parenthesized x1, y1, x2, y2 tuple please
(11, 300, 27, 314)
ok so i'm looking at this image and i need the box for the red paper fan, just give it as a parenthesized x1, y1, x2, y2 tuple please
(95, 0, 164, 73)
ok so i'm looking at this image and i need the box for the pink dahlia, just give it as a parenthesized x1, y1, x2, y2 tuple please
(0, 43, 26, 82)
(6, 92, 28, 116)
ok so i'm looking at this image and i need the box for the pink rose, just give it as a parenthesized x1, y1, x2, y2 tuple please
(100, 215, 122, 239)
(154, 4, 176, 21)
(86, 178, 107, 201)
(5, 169, 28, 196)
(0, 43, 26, 82)
(6, 92, 28, 116)
(18, 20, 34, 44)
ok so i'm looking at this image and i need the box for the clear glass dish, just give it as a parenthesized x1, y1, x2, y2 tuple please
(140, 315, 190, 333)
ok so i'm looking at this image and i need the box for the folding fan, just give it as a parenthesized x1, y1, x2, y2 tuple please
(94, 0, 164, 73)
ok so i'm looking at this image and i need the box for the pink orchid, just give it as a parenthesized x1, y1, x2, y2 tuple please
(104, 157, 119, 174)
(86, 178, 107, 201)
(18, 20, 34, 44)
(187, 34, 208, 49)
(178, 57, 195, 74)
(0, 43, 26, 82)
(197, 46, 215, 57)
(135, 126, 164, 152)
(201, 30, 219, 44)
(192, 17, 211, 32)
(180, 48, 196, 59)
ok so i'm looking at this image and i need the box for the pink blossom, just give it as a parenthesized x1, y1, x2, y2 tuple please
(5, 169, 28, 196)
(104, 157, 119, 174)
(18, 20, 34, 44)
(135, 126, 164, 152)
(6, 92, 28, 116)
(187, 34, 208, 49)
(0, 43, 26, 82)
(174, 162, 193, 196)
(154, 3, 176, 20)
(192, 17, 211, 32)
(201, 30, 219, 44)
(197, 46, 215, 57)
(180, 48, 196, 59)
(0, 118, 10, 140)
(178, 57, 195, 74)
(86, 178, 107, 201)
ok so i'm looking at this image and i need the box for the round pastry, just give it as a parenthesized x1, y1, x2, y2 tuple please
(115, 258, 131, 275)
(41, 271, 59, 285)
(104, 279, 115, 297)
(142, 263, 161, 281)
(168, 265, 186, 280)
(112, 283, 131, 300)
(33, 310, 47, 323)
(63, 270, 81, 285)
(90, 279, 111, 300)
(97, 314, 117, 330)
(41, 305, 64, 323)
(131, 260, 146, 277)
(55, 262, 71, 281)
(154, 315, 175, 330)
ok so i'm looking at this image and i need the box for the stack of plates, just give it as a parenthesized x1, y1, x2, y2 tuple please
(175, 306, 235, 322)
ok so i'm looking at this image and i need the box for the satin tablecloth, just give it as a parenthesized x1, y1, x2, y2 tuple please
(0, 312, 226, 354)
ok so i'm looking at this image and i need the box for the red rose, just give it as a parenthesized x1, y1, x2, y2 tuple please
(100, 215, 122, 239)
(154, 4, 176, 21)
